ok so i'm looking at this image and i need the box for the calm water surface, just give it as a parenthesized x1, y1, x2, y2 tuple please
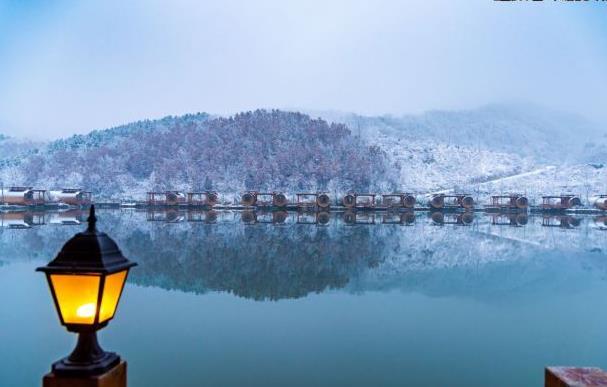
(1, 209, 607, 387)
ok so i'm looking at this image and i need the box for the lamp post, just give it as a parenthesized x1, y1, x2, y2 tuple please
(37, 205, 136, 377)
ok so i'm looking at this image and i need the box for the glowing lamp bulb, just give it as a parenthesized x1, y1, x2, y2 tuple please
(76, 303, 96, 318)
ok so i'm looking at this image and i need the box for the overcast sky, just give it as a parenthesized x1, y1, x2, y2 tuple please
(0, 0, 605, 139)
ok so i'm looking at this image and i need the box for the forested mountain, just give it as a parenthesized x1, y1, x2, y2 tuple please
(1, 105, 605, 201)
(1, 110, 392, 199)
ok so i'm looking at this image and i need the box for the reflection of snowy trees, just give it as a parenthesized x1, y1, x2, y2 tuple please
(123, 221, 387, 300)
(4, 210, 607, 302)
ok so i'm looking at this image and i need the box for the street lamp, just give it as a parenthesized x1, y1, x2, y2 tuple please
(37, 205, 136, 376)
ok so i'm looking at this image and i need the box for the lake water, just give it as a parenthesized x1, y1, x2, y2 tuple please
(1, 209, 607, 386)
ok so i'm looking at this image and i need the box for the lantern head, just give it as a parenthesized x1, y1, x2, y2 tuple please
(37, 206, 136, 332)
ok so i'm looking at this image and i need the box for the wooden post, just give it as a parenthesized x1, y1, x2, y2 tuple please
(43, 361, 127, 387)
(545, 366, 607, 387)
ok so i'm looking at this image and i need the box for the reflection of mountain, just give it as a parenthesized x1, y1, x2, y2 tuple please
(2, 210, 607, 302)
(123, 222, 386, 300)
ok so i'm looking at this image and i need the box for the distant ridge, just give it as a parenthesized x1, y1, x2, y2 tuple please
(47, 112, 211, 152)
(311, 103, 602, 162)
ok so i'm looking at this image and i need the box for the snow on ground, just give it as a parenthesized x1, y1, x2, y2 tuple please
(474, 163, 607, 205)
(371, 133, 607, 203)
(371, 134, 537, 193)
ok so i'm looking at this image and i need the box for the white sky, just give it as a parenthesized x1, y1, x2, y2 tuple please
(0, 0, 605, 139)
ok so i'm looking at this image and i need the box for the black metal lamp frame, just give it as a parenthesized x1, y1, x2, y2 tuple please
(37, 205, 136, 377)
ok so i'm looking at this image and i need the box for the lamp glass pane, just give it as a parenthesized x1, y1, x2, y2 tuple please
(99, 270, 127, 322)
(49, 274, 101, 325)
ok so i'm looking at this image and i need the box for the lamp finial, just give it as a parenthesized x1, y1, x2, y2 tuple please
(87, 205, 97, 232)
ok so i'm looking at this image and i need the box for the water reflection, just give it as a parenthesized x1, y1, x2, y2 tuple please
(0, 211, 46, 228)
(430, 211, 475, 226)
(542, 215, 582, 228)
(240, 210, 257, 225)
(343, 211, 375, 225)
(48, 209, 87, 225)
(295, 211, 331, 225)
(2, 209, 607, 302)
(0, 210, 88, 228)
(487, 212, 528, 227)
(594, 216, 607, 230)
(3, 209, 607, 387)
(186, 210, 219, 224)
(147, 209, 185, 223)
(127, 215, 385, 300)
(259, 211, 289, 224)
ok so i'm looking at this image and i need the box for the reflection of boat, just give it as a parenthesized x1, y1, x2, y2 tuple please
(382, 211, 415, 225)
(241, 210, 257, 225)
(48, 210, 86, 225)
(146, 209, 184, 223)
(251, 210, 290, 224)
(594, 216, 607, 229)
(295, 211, 330, 225)
(257, 211, 275, 224)
(542, 215, 581, 229)
(274, 211, 289, 224)
(316, 212, 331, 226)
(0, 211, 46, 228)
(343, 211, 375, 225)
(488, 213, 528, 227)
(430, 211, 474, 226)
(296, 211, 317, 224)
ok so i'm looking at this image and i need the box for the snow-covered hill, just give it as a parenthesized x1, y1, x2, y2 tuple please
(371, 134, 535, 194)
(474, 163, 607, 203)
(0, 105, 604, 200)
(313, 104, 603, 163)
(0, 110, 391, 199)
(0, 135, 44, 165)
